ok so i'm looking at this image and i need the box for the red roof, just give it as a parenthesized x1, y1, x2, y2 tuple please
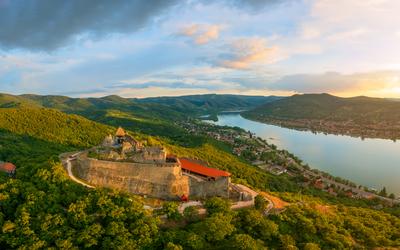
(0, 162, 16, 173)
(179, 158, 231, 178)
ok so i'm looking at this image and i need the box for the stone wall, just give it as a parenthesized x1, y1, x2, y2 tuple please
(75, 154, 189, 200)
(188, 176, 230, 199)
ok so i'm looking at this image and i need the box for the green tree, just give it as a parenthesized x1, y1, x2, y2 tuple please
(204, 197, 231, 216)
(254, 195, 268, 212)
(183, 206, 200, 223)
(162, 202, 181, 221)
(304, 243, 321, 250)
(227, 234, 265, 250)
(165, 242, 183, 250)
(193, 213, 235, 242)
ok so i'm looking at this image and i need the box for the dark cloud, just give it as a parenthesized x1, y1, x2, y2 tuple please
(0, 0, 179, 50)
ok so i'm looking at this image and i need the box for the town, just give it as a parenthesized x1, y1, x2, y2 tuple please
(178, 118, 400, 204)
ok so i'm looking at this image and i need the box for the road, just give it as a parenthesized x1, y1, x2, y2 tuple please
(63, 153, 94, 189)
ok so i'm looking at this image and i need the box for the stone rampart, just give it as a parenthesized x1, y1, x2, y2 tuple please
(75, 154, 189, 199)
(188, 176, 230, 198)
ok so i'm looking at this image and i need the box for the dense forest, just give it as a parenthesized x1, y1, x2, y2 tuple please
(0, 104, 399, 249)
(243, 93, 400, 140)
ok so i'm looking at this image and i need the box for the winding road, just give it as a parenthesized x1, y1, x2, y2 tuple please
(63, 153, 94, 188)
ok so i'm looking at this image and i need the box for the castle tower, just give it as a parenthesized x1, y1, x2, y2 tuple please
(115, 127, 126, 144)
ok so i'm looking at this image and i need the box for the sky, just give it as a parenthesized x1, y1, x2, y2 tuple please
(1, 0, 400, 98)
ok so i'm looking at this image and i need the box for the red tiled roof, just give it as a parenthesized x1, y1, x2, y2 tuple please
(0, 162, 16, 173)
(179, 158, 231, 178)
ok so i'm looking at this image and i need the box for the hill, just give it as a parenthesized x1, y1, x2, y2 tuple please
(0, 107, 114, 148)
(0, 105, 399, 249)
(243, 93, 400, 140)
(0, 93, 279, 145)
(138, 94, 281, 114)
(1, 93, 278, 118)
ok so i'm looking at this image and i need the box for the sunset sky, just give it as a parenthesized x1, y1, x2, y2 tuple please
(1, 0, 400, 98)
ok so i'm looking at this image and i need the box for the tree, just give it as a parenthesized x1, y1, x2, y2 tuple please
(183, 206, 200, 223)
(254, 195, 268, 212)
(165, 242, 183, 250)
(388, 193, 395, 199)
(193, 213, 235, 242)
(379, 187, 387, 197)
(226, 234, 265, 250)
(236, 209, 278, 242)
(280, 234, 298, 250)
(162, 202, 181, 221)
(204, 197, 231, 216)
(304, 243, 321, 250)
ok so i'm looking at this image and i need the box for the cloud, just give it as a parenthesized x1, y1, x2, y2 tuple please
(0, 0, 179, 50)
(207, 0, 292, 11)
(178, 24, 221, 45)
(269, 71, 400, 96)
(219, 38, 280, 69)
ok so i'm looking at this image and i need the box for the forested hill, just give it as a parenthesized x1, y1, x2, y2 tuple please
(137, 94, 281, 113)
(0, 108, 113, 148)
(243, 93, 400, 140)
(0, 93, 279, 119)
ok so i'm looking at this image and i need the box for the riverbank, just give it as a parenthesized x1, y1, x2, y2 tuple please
(209, 113, 400, 197)
(242, 113, 400, 141)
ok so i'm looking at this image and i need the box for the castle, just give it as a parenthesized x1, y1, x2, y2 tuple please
(72, 127, 231, 200)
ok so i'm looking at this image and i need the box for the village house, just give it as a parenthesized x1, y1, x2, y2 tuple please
(0, 162, 16, 177)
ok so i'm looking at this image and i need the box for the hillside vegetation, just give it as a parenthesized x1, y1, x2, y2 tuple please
(0, 93, 279, 143)
(243, 93, 400, 140)
(0, 108, 113, 148)
(0, 93, 277, 119)
(0, 102, 399, 249)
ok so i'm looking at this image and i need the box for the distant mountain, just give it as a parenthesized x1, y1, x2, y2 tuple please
(0, 93, 280, 142)
(243, 93, 400, 140)
(1, 93, 280, 117)
(138, 94, 281, 113)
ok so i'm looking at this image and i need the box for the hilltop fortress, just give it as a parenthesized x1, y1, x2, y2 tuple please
(72, 127, 231, 200)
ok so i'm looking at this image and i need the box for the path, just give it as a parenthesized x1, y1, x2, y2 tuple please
(63, 153, 94, 188)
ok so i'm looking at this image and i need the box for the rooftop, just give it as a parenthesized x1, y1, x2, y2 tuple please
(179, 158, 231, 178)
(115, 127, 126, 137)
(0, 162, 16, 173)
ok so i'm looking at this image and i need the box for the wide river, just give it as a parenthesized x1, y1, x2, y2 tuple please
(212, 114, 400, 196)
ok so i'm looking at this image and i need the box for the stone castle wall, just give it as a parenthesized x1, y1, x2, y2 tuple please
(75, 154, 189, 199)
(188, 176, 230, 199)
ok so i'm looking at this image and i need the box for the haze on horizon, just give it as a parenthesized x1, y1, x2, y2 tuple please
(0, 0, 400, 98)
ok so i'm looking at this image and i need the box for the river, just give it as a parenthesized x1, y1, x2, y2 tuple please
(211, 113, 400, 196)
